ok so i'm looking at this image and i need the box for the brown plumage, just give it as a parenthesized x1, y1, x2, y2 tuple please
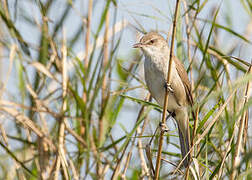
(133, 32, 194, 167)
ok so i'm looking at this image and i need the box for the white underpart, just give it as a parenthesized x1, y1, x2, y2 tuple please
(143, 46, 189, 140)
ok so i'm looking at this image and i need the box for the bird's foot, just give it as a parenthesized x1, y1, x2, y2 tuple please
(167, 111, 176, 119)
(164, 82, 174, 93)
(159, 122, 169, 133)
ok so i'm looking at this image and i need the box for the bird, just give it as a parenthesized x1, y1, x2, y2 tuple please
(133, 32, 194, 167)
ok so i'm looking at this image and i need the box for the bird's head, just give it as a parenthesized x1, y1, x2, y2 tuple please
(133, 32, 168, 57)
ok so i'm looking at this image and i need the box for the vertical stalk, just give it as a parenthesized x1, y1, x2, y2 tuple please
(84, 0, 93, 70)
(82, 0, 93, 103)
(97, 8, 110, 178)
(182, 0, 194, 93)
(100, 10, 109, 144)
(231, 64, 252, 180)
(154, 0, 180, 179)
(54, 30, 68, 180)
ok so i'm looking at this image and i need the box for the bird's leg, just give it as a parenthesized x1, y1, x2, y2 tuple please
(159, 111, 175, 133)
(148, 125, 159, 146)
(146, 111, 174, 176)
(147, 111, 174, 155)
(159, 122, 169, 132)
(168, 110, 176, 118)
(164, 82, 174, 93)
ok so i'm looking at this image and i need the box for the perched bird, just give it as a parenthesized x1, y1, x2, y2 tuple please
(133, 32, 194, 167)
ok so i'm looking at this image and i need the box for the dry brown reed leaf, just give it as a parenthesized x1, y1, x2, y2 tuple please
(0, 106, 56, 150)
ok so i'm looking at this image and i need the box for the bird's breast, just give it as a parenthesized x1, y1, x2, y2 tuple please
(144, 56, 182, 112)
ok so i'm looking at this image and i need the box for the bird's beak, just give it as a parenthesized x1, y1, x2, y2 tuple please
(133, 42, 142, 48)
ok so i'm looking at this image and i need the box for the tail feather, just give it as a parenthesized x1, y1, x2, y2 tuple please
(178, 126, 190, 167)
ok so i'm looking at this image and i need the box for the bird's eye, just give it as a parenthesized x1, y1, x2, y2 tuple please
(150, 40, 155, 44)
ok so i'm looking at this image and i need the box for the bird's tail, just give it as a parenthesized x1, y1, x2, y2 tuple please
(175, 108, 191, 168)
(178, 126, 190, 167)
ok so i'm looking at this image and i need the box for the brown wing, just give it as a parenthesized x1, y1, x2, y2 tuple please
(173, 56, 196, 121)
(173, 56, 194, 107)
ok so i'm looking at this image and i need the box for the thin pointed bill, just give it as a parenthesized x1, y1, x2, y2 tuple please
(133, 42, 142, 48)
